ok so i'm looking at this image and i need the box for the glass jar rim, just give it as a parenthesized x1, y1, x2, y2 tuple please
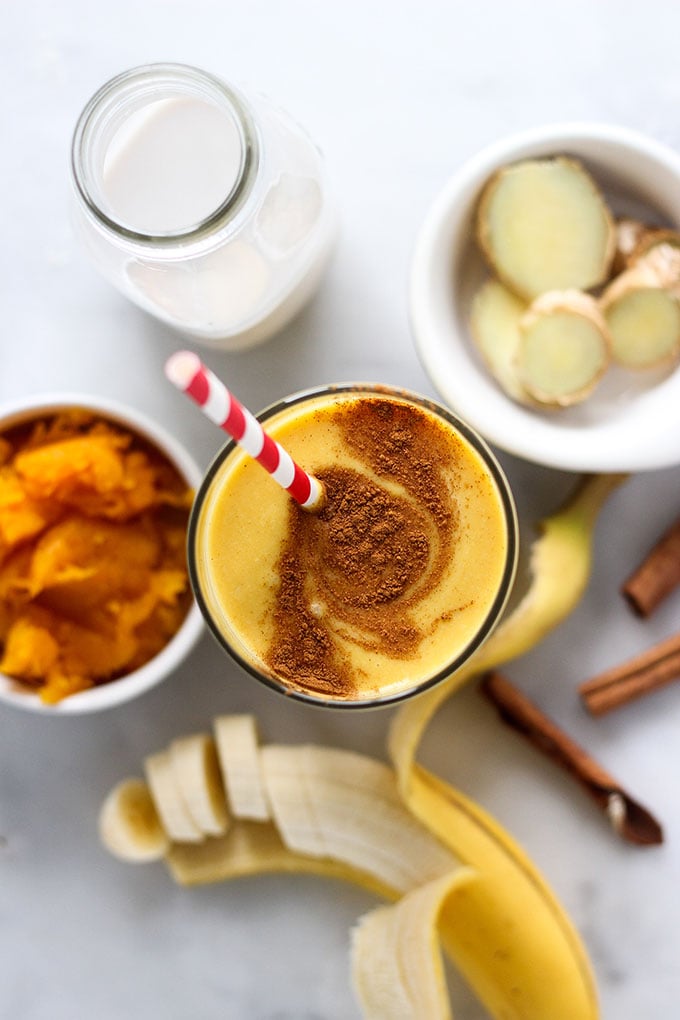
(187, 382, 519, 710)
(70, 62, 259, 245)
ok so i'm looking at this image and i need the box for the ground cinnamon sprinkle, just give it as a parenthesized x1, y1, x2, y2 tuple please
(265, 397, 466, 698)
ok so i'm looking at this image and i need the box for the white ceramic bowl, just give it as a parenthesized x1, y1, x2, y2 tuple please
(0, 393, 204, 714)
(410, 122, 680, 472)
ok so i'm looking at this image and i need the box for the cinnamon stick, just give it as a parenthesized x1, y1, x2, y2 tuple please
(480, 671, 663, 846)
(622, 514, 680, 617)
(579, 632, 680, 716)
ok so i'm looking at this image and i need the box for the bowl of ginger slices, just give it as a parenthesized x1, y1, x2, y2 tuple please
(410, 122, 680, 471)
(0, 394, 204, 714)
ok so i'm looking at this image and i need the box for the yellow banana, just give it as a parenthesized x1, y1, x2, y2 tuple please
(99, 473, 626, 1020)
(379, 473, 626, 1020)
(412, 765, 598, 1020)
(102, 733, 598, 1018)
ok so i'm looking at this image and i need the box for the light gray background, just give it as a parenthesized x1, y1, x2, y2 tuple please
(2, 2, 679, 1017)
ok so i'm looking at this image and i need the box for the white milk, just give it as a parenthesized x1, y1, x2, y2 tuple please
(102, 97, 244, 235)
(71, 65, 335, 348)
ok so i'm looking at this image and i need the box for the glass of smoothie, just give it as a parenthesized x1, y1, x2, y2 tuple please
(188, 384, 518, 708)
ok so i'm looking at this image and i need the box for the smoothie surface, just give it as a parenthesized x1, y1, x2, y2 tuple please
(194, 390, 513, 702)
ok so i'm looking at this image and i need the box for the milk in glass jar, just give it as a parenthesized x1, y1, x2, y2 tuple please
(70, 64, 336, 349)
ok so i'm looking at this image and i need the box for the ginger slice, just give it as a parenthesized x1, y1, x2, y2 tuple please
(476, 157, 615, 300)
(516, 290, 610, 406)
(601, 243, 680, 370)
(469, 279, 533, 405)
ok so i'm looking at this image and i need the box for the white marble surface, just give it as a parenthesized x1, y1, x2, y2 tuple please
(2, 2, 680, 1017)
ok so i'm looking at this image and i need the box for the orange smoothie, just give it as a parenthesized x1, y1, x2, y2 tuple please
(189, 386, 517, 706)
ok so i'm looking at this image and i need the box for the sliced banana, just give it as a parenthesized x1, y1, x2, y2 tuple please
(261, 744, 456, 894)
(170, 733, 229, 837)
(213, 714, 270, 821)
(98, 777, 170, 862)
(144, 749, 204, 843)
(260, 744, 327, 857)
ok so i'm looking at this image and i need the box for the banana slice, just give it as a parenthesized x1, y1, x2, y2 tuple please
(213, 714, 270, 821)
(144, 749, 204, 843)
(170, 733, 229, 837)
(261, 744, 456, 894)
(351, 869, 474, 1020)
(260, 744, 327, 857)
(98, 777, 169, 862)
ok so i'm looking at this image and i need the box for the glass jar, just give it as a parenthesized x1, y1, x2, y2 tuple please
(70, 63, 336, 350)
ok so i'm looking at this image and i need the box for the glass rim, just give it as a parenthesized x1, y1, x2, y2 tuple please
(187, 382, 519, 710)
(70, 62, 258, 245)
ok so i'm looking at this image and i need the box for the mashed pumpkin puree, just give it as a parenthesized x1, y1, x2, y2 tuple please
(0, 411, 193, 703)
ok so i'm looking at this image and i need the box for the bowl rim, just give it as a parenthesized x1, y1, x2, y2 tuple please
(410, 120, 680, 472)
(0, 392, 204, 715)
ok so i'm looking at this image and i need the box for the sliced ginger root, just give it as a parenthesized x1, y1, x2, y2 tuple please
(516, 290, 611, 406)
(601, 243, 680, 370)
(469, 278, 532, 405)
(476, 157, 615, 300)
(604, 291, 680, 370)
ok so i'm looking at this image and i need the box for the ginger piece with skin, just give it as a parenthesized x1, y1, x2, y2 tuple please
(601, 243, 680, 370)
(516, 290, 611, 406)
(469, 278, 534, 405)
(476, 157, 615, 300)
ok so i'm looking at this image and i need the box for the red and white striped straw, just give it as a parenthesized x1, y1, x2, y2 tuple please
(165, 351, 324, 511)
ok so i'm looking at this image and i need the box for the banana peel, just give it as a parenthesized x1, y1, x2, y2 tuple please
(413, 765, 598, 1019)
(379, 472, 626, 1020)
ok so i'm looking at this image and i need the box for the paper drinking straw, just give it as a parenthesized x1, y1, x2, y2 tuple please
(165, 351, 325, 510)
